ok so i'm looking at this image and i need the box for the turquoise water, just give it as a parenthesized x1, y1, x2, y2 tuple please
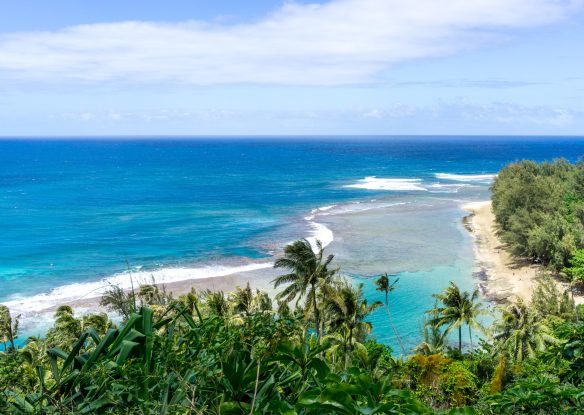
(1, 137, 584, 350)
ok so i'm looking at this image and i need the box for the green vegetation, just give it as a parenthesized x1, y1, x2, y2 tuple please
(565, 249, 584, 284)
(428, 283, 487, 353)
(1, 237, 583, 413)
(491, 159, 584, 272)
(273, 239, 336, 343)
(0, 305, 20, 350)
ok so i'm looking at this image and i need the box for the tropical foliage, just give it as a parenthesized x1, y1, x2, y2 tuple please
(1, 235, 583, 413)
(491, 159, 584, 270)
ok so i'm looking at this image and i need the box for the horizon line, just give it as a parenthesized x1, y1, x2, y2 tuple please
(1, 134, 584, 140)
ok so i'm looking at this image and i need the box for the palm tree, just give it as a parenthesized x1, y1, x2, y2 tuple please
(46, 305, 82, 351)
(180, 289, 200, 316)
(428, 282, 487, 352)
(203, 290, 230, 317)
(100, 284, 135, 321)
(0, 305, 20, 351)
(493, 298, 558, 363)
(375, 273, 406, 355)
(273, 239, 336, 342)
(326, 279, 382, 357)
(230, 283, 255, 317)
(82, 312, 111, 337)
(413, 315, 447, 355)
(229, 283, 273, 318)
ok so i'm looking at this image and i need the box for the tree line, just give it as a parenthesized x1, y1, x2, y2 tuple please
(491, 159, 584, 286)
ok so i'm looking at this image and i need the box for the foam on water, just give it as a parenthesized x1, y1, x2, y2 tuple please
(319, 200, 408, 216)
(435, 173, 496, 182)
(345, 177, 426, 191)
(4, 262, 273, 315)
(426, 183, 473, 193)
(304, 205, 336, 251)
(5, 204, 339, 318)
(303, 200, 415, 252)
(306, 222, 334, 251)
(304, 205, 337, 221)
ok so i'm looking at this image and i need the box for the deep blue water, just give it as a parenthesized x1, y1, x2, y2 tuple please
(1, 136, 584, 347)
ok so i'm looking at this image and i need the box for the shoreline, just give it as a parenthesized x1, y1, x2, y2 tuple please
(462, 200, 583, 305)
(10, 196, 488, 338)
(4, 214, 335, 321)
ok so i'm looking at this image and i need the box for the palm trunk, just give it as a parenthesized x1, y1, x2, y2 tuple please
(384, 290, 406, 355)
(468, 325, 473, 351)
(343, 334, 348, 368)
(312, 283, 320, 343)
(385, 304, 406, 355)
(8, 325, 15, 350)
(346, 327, 353, 369)
(572, 285, 579, 323)
(249, 359, 261, 415)
(458, 325, 462, 352)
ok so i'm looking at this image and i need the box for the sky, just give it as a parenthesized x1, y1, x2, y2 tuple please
(0, 0, 583, 136)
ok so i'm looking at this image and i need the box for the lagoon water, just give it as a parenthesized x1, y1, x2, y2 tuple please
(2, 137, 584, 351)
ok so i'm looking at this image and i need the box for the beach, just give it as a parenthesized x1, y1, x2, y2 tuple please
(463, 200, 583, 305)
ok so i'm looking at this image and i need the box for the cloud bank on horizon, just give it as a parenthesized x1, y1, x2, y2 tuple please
(0, 0, 582, 86)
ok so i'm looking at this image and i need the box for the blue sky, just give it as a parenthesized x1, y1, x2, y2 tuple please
(0, 0, 583, 136)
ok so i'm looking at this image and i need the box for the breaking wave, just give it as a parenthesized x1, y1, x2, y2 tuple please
(345, 176, 426, 191)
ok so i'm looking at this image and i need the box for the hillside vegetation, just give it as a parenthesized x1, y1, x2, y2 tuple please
(1, 237, 584, 414)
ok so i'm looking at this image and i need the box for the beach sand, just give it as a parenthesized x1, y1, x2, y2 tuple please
(43, 265, 281, 314)
(463, 201, 582, 305)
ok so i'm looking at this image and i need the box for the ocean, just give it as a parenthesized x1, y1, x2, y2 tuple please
(2, 136, 584, 351)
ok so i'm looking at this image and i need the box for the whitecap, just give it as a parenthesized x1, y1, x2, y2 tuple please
(434, 173, 496, 182)
(303, 204, 335, 251)
(345, 176, 426, 191)
(426, 183, 473, 193)
(306, 221, 334, 252)
(304, 204, 337, 220)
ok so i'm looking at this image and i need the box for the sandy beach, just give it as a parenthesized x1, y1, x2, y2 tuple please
(463, 200, 582, 305)
(39, 264, 281, 315)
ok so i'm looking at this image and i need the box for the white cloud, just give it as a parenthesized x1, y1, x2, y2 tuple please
(353, 101, 580, 126)
(55, 109, 238, 123)
(53, 102, 579, 127)
(0, 0, 581, 85)
(357, 105, 418, 119)
(454, 102, 576, 125)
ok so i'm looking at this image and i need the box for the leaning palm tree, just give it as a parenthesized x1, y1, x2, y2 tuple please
(273, 239, 336, 342)
(375, 273, 406, 355)
(493, 298, 558, 363)
(428, 282, 487, 352)
(326, 279, 382, 359)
